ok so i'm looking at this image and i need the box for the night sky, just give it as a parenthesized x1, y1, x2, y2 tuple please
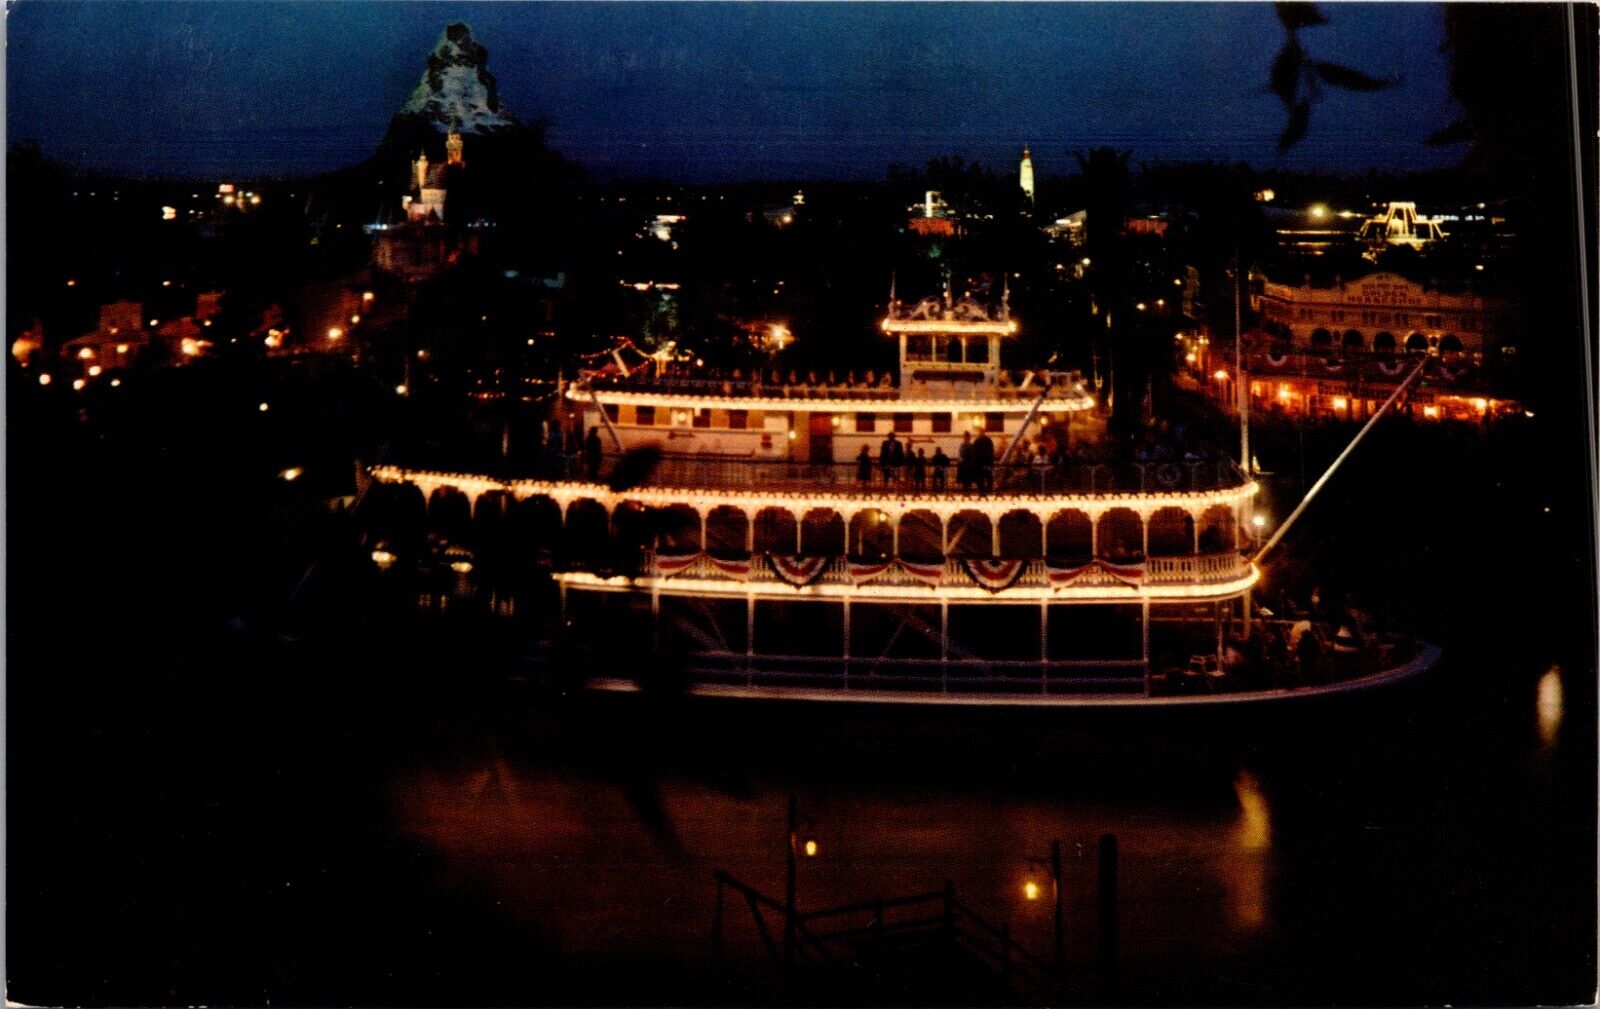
(7, 2, 1464, 182)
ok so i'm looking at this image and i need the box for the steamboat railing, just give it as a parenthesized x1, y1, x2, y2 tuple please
(578, 370, 1088, 402)
(642, 550, 1251, 590)
(590, 455, 1250, 496)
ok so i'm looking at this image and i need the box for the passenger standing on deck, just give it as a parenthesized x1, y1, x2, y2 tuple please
(856, 444, 873, 485)
(974, 429, 995, 494)
(584, 427, 604, 480)
(957, 432, 974, 491)
(881, 431, 900, 485)
(931, 446, 951, 490)
(911, 448, 928, 489)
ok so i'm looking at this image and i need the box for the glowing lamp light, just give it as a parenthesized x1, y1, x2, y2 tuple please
(110, 378, 121, 387)
(162, 279, 173, 287)
(1309, 204, 1328, 219)
(350, 314, 361, 325)
(326, 327, 344, 341)
(1474, 263, 1485, 272)
(249, 194, 261, 206)
(362, 291, 375, 302)
(66, 279, 76, 287)
(181, 338, 201, 357)
(831, 416, 842, 427)
(1422, 405, 1440, 419)
(1023, 881, 1041, 901)
(1135, 302, 1147, 312)
(1471, 397, 1488, 412)
(370, 549, 397, 570)
(1524, 410, 1536, 419)
(1185, 353, 1198, 364)
(161, 206, 177, 221)
(787, 429, 798, 441)
(1251, 514, 1268, 529)
(1173, 277, 1183, 286)
(149, 319, 159, 327)
(88, 365, 103, 377)
(279, 467, 303, 481)
(1332, 396, 1348, 410)
(449, 560, 474, 575)
(38, 373, 52, 386)
(258, 402, 270, 412)
(116, 344, 129, 354)
(1277, 387, 1291, 402)
(395, 384, 409, 396)
(72, 378, 86, 391)
(803, 839, 819, 858)
(1213, 369, 1229, 382)
(77, 347, 96, 360)
(1081, 257, 1092, 266)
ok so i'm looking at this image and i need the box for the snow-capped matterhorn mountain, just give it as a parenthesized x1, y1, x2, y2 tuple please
(399, 23, 516, 133)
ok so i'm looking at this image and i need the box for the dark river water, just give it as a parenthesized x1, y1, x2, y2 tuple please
(7, 623, 1593, 1007)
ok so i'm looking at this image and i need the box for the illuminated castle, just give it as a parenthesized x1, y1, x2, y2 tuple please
(1019, 146, 1035, 207)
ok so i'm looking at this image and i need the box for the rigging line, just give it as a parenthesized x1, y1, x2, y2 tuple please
(1253, 357, 1428, 567)
(1564, 3, 1599, 585)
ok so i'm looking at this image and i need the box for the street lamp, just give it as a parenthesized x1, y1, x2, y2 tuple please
(784, 793, 819, 973)
(1025, 838, 1065, 980)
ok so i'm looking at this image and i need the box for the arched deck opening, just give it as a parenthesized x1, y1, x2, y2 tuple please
(1197, 503, 1238, 553)
(1147, 506, 1196, 557)
(1046, 509, 1093, 562)
(564, 498, 611, 565)
(849, 508, 894, 561)
(945, 510, 993, 558)
(800, 508, 845, 556)
(1097, 507, 1144, 562)
(998, 509, 1044, 559)
(705, 505, 750, 559)
(753, 507, 798, 555)
(898, 509, 945, 562)
(657, 503, 702, 555)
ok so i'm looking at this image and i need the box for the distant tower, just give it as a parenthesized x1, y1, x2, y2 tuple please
(414, 151, 429, 189)
(1019, 147, 1035, 208)
(446, 130, 465, 167)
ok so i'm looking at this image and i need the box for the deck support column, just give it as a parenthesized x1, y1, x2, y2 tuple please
(1090, 516, 1099, 558)
(1141, 599, 1151, 696)
(1039, 600, 1050, 692)
(842, 598, 852, 686)
(746, 592, 756, 682)
(1243, 588, 1253, 638)
(940, 600, 950, 692)
(1215, 601, 1226, 661)
(992, 519, 1001, 558)
(746, 515, 755, 555)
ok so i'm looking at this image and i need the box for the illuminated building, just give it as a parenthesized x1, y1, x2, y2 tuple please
(445, 129, 465, 166)
(1019, 147, 1035, 207)
(1257, 271, 1505, 358)
(406, 151, 448, 221)
(374, 295, 1278, 703)
(1182, 269, 1519, 423)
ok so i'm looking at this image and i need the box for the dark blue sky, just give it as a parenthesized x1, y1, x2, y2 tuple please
(7, 2, 1465, 181)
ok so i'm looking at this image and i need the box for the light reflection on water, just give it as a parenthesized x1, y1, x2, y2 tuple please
(1537, 664, 1564, 747)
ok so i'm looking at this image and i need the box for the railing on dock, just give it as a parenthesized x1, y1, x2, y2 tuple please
(712, 870, 1056, 1003)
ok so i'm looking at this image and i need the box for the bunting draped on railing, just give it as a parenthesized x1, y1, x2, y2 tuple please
(704, 555, 755, 580)
(1043, 558, 1146, 588)
(767, 554, 829, 588)
(846, 560, 894, 584)
(654, 553, 701, 578)
(1097, 559, 1146, 586)
(1044, 559, 1100, 587)
(1377, 359, 1408, 377)
(961, 558, 1026, 593)
(896, 559, 946, 587)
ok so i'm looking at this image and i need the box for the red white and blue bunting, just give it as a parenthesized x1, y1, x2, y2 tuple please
(1044, 560, 1099, 587)
(655, 553, 700, 578)
(846, 560, 894, 584)
(961, 558, 1026, 592)
(1097, 559, 1146, 586)
(704, 555, 755, 580)
(767, 554, 829, 587)
(897, 559, 946, 587)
